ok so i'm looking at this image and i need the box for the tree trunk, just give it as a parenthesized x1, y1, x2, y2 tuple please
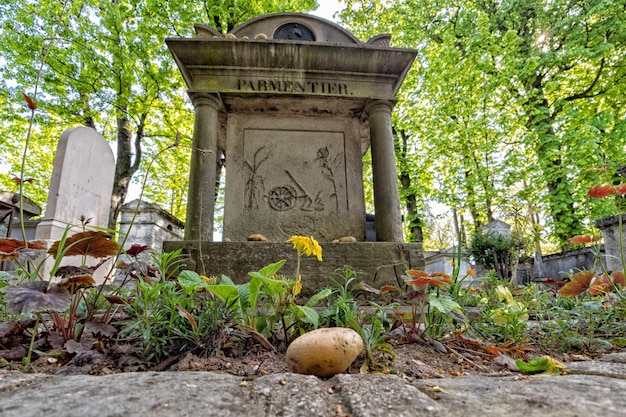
(396, 129, 423, 243)
(529, 91, 580, 247)
(108, 113, 144, 229)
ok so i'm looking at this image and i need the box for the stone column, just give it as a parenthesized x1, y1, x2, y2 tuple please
(366, 100, 403, 242)
(184, 93, 221, 241)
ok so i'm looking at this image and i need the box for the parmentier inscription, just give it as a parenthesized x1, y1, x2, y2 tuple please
(237, 79, 351, 95)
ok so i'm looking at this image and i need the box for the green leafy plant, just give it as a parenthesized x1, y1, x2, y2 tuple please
(348, 314, 395, 372)
(120, 275, 230, 363)
(472, 284, 529, 345)
(201, 236, 328, 344)
(467, 231, 519, 281)
(1, 226, 122, 368)
(319, 265, 362, 328)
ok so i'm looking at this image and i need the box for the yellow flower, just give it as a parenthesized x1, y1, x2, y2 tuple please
(286, 235, 323, 261)
(293, 275, 302, 296)
(200, 275, 215, 285)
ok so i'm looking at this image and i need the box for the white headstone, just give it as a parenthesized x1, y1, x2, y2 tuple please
(36, 127, 115, 240)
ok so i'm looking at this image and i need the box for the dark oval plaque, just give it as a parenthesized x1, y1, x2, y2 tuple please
(273, 23, 315, 41)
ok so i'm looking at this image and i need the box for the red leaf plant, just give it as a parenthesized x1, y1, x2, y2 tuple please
(406, 269, 453, 288)
(0, 238, 46, 262)
(569, 235, 601, 245)
(589, 271, 626, 296)
(48, 231, 119, 259)
(3, 281, 70, 316)
(558, 271, 596, 297)
(588, 184, 616, 198)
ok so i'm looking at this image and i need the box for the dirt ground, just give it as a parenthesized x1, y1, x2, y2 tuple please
(15, 329, 541, 379)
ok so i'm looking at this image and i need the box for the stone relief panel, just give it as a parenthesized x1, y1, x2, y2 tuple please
(223, 115, 366, 242)
(242, 130, 347, 214)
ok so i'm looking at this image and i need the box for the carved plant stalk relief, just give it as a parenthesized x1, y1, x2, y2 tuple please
(244, 146, 269, 211)
(316, 146, 342, 212)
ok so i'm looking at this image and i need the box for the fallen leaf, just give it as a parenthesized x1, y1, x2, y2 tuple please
(516, 356, 569, 375)
(176, 305, 198, 331)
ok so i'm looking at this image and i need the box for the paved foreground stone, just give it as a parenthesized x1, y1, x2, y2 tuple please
(1, 355, 625, 417)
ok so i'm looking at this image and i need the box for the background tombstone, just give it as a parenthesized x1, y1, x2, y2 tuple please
(36, 127, 115, 240)
(483, 219, 511, 237)
(35, 127, 115, 279)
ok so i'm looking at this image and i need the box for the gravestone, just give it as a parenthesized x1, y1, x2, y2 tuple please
(164, 13, 424, 294)
(483, 219, 511, 237)
(36, 127, 115, 240)
(35, 127, 115, 280)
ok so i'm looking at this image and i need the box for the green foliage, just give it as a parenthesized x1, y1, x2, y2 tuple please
(340, 0, 626, 248)
(203, 259, 331, 343)
(120, 279, 230, 362)
(0, 0, 318, 224)
(467, 232, 519, 280)
(319, 266, 362, 328)
(348, 313, 395, 371)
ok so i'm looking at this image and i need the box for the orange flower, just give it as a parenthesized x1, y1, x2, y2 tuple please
(569, 235, 601, 245)
(615, 184, 626, 195)
(588, 184, 615, 198)
(466, 268, 475, 278)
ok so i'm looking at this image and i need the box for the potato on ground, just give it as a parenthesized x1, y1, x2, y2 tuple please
(286, 327, 363, 378)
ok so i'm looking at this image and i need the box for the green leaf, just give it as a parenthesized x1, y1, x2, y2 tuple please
(516, 356, 569, 375)
(291, 305, 319, 327)
(248, 259, 286, 280)
(177, 270, 208, 292)
(305, 287, 332, 307)
(428, 293, 461, 314)
(205, 284, 239, 305)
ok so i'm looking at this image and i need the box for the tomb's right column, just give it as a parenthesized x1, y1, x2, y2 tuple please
(366, 100, 403, 242)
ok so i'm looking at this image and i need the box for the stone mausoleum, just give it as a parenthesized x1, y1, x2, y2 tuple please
(164, 13, 424, 295)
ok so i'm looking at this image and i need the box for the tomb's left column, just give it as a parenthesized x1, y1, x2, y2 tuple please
(184, 92, 221, 241)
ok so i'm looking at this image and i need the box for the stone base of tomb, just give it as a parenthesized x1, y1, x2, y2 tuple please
(163, 241, 424, 298)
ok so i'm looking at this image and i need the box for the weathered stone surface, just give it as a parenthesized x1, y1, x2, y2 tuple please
(223, 115, 366, 242)
(118, 199, 184, 251)
(163, 241, 424, 297)
(567, 355, 626, 378)
(3, 360, 626, 417)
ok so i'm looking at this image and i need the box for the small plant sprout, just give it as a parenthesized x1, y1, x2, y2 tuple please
(402, 269, 462, 338)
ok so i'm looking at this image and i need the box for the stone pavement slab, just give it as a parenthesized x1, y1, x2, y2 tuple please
(2, 356, 625, 417)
